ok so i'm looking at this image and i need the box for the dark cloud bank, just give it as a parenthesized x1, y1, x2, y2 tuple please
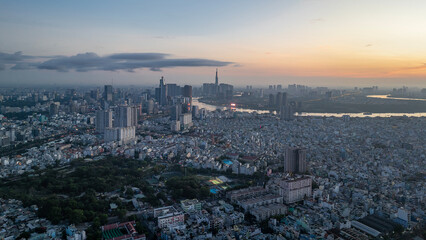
(0, 52, 232, 72)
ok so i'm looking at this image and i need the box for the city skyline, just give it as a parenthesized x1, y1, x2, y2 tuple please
(0, 66, 424, 238)
(1, 0, 426, 87)
(0, 2, 425, 237)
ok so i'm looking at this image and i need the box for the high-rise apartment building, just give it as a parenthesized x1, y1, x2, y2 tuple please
(114, 105, 137, 127)
(281, 101, 296, 121)
(269, 94, 275, 108)
(276, 92, 283, 111)
(104, 126, 136, 144)
(278, 176, 312, 204)
(49, 102, 60, 117)
(170, 104, 182, 121)
(95, 109, 113, 133)
(147, 99, 154, 114)
(284, 147, 307, 174)
(166, 83, 181, 97)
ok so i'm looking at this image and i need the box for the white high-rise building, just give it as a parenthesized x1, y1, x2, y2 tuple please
(147, 99, 154, 114)
(102, 105, 137, 143)
(104, 126, 136, 144)
(278, 176, 312, 204)
(179, 113, 193, 129)
(171, 121, 181, 132)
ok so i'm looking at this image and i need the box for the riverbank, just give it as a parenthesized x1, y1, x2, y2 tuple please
(193, 98, 426, 117)
(197, 95, 426, 114)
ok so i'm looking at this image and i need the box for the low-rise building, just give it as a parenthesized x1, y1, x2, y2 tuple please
(226, 186, 268, 202)
(238, 194, 283, 211)
(181, 199, 202, 213)
(101, 221, 146, 240)
(250, 204, 287, 221)
(154, 206, 185, 230)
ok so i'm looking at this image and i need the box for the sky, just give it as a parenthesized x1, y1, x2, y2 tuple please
(1, 0, 426, 88)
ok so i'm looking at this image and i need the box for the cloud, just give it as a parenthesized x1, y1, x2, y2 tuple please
(0, 51, 233, 72)
(310, 18, 324, 23)
(38, 52, 110, 72)
(0, 51, 35, 70)
(152, 36, 175, 40)
(108, 53, 169, 60)
(404, 63, 426, 70)
(11, 62, 39, 70)
(386, 62, 426, 76)
(0, 51, 34, 62)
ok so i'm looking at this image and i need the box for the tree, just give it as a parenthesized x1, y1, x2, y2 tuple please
(47, 206, 62, 224)
(125, 188, 134, 199)
(135, 221, 145, 233)
(394, 224, 404, 234)
(244, 213, 256, 224)
(17, 232, 31, 239)
(99, 213, 108, 225)
(156, 192, 167, 201)
(199, 187, 210, 199)
(69, 209, 85, 224)
(92, 217, 101, 229)
(62, 229, 67, 239)
(116, 209, 127, 221)
(86, 225, 102, 239)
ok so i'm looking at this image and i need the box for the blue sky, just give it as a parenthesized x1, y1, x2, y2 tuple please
(1, 0, 426, 87)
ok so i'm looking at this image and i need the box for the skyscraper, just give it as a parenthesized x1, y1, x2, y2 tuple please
(276, 92, 283, 112)
(218, 83, 233, 99)
(183, 85, 192, 112)
(203, 83, 216, 96)
(49, 102, 59, 117)
(268, 94, 275, 108)
(282, 92, 288, 107)
(131, 106, 138, 126)
(170, 104, 182, 121)
(147, 99, 154, 114)
(183, 85, 192, 101)
(159, 76, 168, 106)
(96, 109, 113, 133)
(281, 101, 296, 121)
(215, 68, 219, 94)
(114, 105, 137, 127)
(90, 89, 99, 100)
(284, 147, 307, 174)
(167, 83, 181, 97)
(192, 105, 199, 118)
(104, 85, 113, 102)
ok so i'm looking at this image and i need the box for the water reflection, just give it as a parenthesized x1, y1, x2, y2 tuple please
(296, 112, 426, 117)
(192, 98, 270, 114)
(367, 94, 426, 101)
(192, 98, 426, 117)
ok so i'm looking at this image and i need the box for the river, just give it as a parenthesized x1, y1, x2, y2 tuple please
(367, 94, 426, 102)
(192, 97, 426, 117)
